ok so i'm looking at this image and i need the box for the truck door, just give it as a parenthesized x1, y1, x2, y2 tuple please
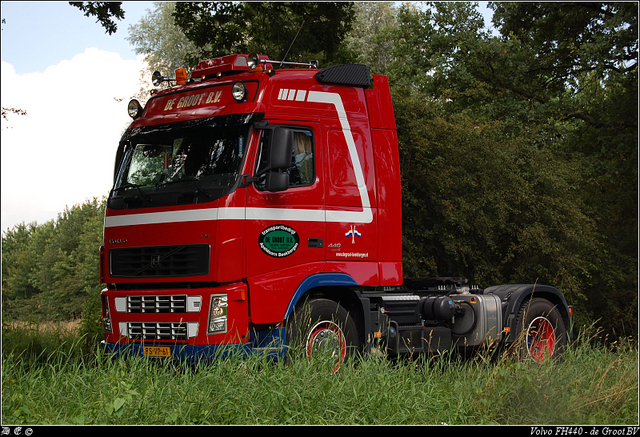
(245, 122, 325, 322)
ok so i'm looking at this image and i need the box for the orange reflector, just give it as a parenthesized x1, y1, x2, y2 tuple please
(175, 68, 188, 85)
(374, 331, 382, 339)
(504, 327, 511, 333)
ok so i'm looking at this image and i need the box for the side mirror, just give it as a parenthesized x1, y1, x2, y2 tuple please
(265, 171, 290, 192)
(254, 124, 294, 192)
(258, 126, 294, 174)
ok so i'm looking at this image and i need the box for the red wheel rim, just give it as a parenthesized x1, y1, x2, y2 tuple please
(306, 321, 346, 372)
(526, 316, 556, 362)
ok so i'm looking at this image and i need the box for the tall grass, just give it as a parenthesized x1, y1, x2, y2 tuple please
(2, 322, 637, 425)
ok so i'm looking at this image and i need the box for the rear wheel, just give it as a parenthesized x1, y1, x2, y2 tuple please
(286, 298, 361, 372)
(514, 298, 567, 362)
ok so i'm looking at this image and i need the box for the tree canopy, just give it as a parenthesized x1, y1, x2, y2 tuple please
(388, 1, 637, 335)
(69, 1, 125, 35)
(126, 2, 200, 74)
(2, 198, 105, 321)
(172, 2, 357, 68)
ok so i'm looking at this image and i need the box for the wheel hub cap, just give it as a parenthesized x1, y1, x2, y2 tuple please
(306, 321, 346, 371)
(526, 316, 556, 363)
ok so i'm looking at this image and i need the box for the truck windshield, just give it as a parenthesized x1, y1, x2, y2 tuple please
(113, 120, 250, 200)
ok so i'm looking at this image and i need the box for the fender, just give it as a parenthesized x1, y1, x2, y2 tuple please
(283, 272, 375, 353)
(283, 273, 359, 319)
(484, 284, 572, 343)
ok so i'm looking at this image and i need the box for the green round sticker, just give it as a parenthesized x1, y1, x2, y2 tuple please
(259, 225, 300, 258)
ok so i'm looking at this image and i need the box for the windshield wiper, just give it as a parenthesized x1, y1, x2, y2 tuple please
(156, 176, 212, 198)
(113, 183, 154, 203)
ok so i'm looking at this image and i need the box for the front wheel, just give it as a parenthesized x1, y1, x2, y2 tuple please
(514, 298, 567, 363)
(286, 298, 361, 372)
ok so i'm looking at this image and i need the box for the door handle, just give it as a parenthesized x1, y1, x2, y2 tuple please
(308, 238, 323, 248)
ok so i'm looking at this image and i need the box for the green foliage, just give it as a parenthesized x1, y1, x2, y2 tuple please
(172, 2, 356, 68)
(171, 1, 245, 65)
(388, 1, 637, 338)
(69, 1, 125, 35)
(395, 92, 597, 301)
(2, 197, 106, 322)
(2, 222, 41, 301)
(491, 2, 638, 89)
(343, 2, 397, 75)
(126, 2, 201, 75)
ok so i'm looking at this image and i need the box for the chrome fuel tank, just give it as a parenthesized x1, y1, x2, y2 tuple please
(450, 294, 502, 347)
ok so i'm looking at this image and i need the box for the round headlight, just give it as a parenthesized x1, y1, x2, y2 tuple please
(232, 82, 247, 102)
(127, 99, 143, 119)
(247, 53, 260, 70)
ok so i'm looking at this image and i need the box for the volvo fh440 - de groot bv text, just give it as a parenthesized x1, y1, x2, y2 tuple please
(100, 53, 572, 369)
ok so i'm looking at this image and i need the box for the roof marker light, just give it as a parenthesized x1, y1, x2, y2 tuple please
(175, 68, 187, 85)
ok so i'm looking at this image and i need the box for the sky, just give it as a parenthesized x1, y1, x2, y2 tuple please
(1, 1, 495, 233)
(1, 1, 156, 232)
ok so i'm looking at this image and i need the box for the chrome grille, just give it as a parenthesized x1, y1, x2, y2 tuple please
(128, 295, 187, 313)
(127, 322, 188, 341)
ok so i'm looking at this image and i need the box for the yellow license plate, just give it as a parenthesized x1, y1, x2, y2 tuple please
(143, 346, 171, 357)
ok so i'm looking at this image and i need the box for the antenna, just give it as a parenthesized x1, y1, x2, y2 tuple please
(248, 19, 317, 71)
(280, 19, 306, 66)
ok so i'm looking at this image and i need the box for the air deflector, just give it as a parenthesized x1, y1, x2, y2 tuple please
(315, 64, 372, 88)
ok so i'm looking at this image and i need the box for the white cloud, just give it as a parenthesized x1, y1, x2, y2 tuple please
(1, 48, 149, 232)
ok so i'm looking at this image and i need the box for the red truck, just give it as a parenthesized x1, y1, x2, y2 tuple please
(100, 53, 571, 368)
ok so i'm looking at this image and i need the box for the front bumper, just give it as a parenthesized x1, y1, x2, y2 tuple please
(101, 340, 252, 363)
(101, 327, 287, 364)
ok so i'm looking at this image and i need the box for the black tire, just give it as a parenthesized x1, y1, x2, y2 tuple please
(286, 298, 361, 372)
(513, 298, 567, 362)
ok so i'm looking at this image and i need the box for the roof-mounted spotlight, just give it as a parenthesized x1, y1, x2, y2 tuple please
(232, 82, 248, 102)
(247, 53, 260, 70)
(127, 99, 143, 119)
(152, 71, 169, 87)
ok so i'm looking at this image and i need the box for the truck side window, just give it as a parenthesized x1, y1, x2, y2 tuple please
(256, 128, 315, 189)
